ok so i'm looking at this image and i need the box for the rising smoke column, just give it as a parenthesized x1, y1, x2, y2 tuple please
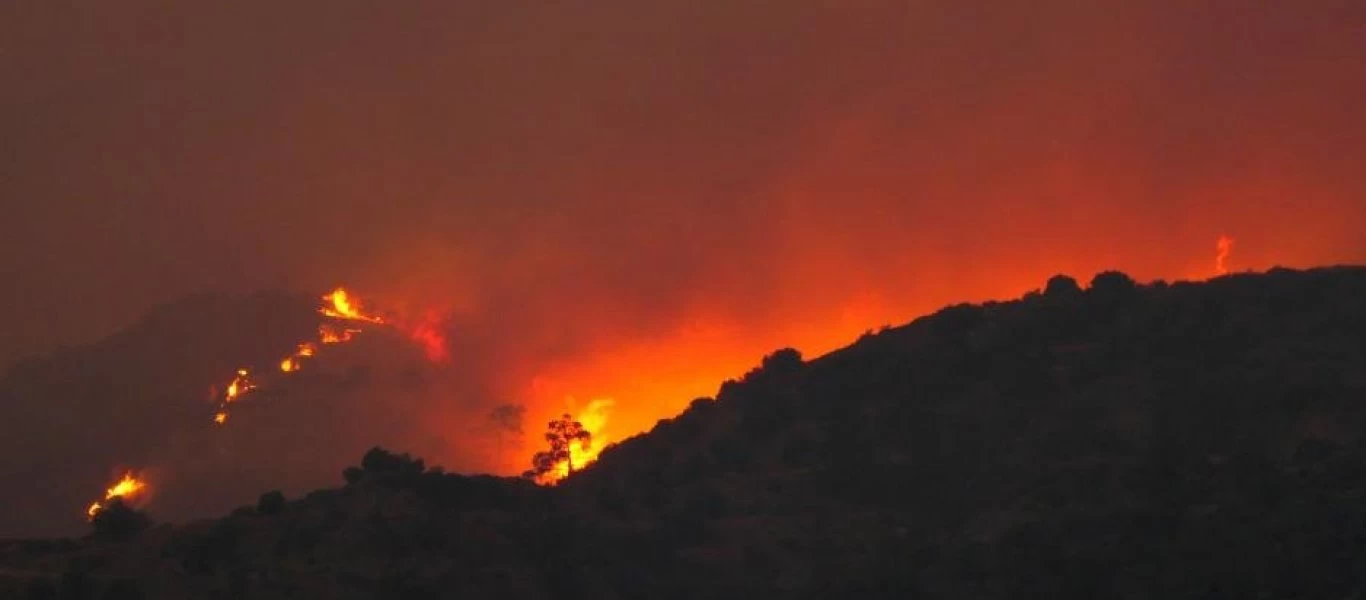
(1216, 235, 1235, 276)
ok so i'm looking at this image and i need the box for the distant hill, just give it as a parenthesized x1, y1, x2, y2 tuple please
(0, 291, 319, 537)
(4, 266, 1366, 599)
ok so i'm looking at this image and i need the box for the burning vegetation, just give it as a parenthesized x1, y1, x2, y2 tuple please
(82, 286, 444, 520)
(75, 235, 1234, 521)
(86, 472, 146, 520)
(523, 398, 614, 483)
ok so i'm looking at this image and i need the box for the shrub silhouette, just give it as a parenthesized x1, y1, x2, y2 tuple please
(362, 446, 424, 474)
(342, 466, 364, 485)
(760, 347, 803, 373)
(1089, 270, 1137, 296)
(359, 447, 426, 485)
(256, 490, 286, 515)
(88, 498, 151, 541)
(1045, 274, 1082, 296)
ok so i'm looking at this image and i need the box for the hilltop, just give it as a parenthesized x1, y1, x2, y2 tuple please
(4, 266, 1366, 599)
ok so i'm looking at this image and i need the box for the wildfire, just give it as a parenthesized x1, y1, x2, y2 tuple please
(544, 397, 614, 483)
(319, 324, 360, 344)
(86, 472, 146, 519)
(279, 342, 317, 372)
(211, 288, 433, 426)
(1216, 235, 1235, 275)
(321, 288, 385, 323)
(225, 369, 256, 403)
(212, 368, 257, 425)
(85, 285, 450, 519)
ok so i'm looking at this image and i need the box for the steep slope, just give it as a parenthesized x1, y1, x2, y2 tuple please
(4, 266, 1366, 599)
(0, 291, 318, 537)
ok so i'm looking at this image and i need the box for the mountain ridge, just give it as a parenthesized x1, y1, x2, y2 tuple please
(4, 265, 1366, 598)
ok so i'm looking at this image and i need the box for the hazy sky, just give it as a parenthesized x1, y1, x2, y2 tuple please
(2, 0, 1366, 535)
(3, 1, 1364, 370)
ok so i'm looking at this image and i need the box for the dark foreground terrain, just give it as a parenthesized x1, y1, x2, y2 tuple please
(4, 266, 1366, 599)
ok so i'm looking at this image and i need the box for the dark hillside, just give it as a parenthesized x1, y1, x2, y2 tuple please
(4, 266, 1366, 599)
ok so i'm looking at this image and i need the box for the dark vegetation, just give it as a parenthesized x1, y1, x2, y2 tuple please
(3, 266, 1366, 598)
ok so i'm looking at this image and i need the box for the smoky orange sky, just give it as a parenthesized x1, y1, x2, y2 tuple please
(2, 1, 1365, 529)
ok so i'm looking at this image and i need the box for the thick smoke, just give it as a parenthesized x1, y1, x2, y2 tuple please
(1, 1, 1365, 535)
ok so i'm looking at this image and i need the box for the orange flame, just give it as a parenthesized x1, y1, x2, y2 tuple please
(1216, 235, 1235, 275)
(224, 369, 256, 403)
(86, 472, 146, 519)
(319, 324, 360, 344)
(279, 342, 316, 372)
(213, 368, 257, 425)
(321, 288, 384, 323)
(542, 398, 614, 483)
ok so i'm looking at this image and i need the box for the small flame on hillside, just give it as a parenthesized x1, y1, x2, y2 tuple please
(321, 288, 385, 323)
(88, 286, 450, 518)
(86, 472, 146, 519)
(279, 342, 317, 373)
(225, 369, 256, 403)
(319, 324, 359, 344)
(212, 288, 380, 425)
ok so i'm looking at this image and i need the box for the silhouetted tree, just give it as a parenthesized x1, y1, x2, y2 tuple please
(523, 414, 591, 479)
(88, 498, 151, 541)
(342, 466, 365, 485)
(256, 490, 286, 515)
(360, 447, 424, 476)
(490, 403, 526, 463)
(1045, 274, 1082, 297)
(761, 347, 803, 373)
(1090, 270, 1137, 296)
(489, 403, 525, 434)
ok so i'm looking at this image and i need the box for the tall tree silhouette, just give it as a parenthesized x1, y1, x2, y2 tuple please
(523, 413, 592, 480)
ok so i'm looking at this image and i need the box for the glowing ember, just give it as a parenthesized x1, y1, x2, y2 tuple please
(319, 324, 360, 344)
(279, 342, 316, 373)
(86, 472, 146, 519)
(224, 369, 256, 403)
(321, 288, 384, 323)
(1215, 235, 1235, 275)
(214, 368, 257, 425)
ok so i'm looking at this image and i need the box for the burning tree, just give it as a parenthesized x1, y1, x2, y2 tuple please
(523, 413, 592, 481)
